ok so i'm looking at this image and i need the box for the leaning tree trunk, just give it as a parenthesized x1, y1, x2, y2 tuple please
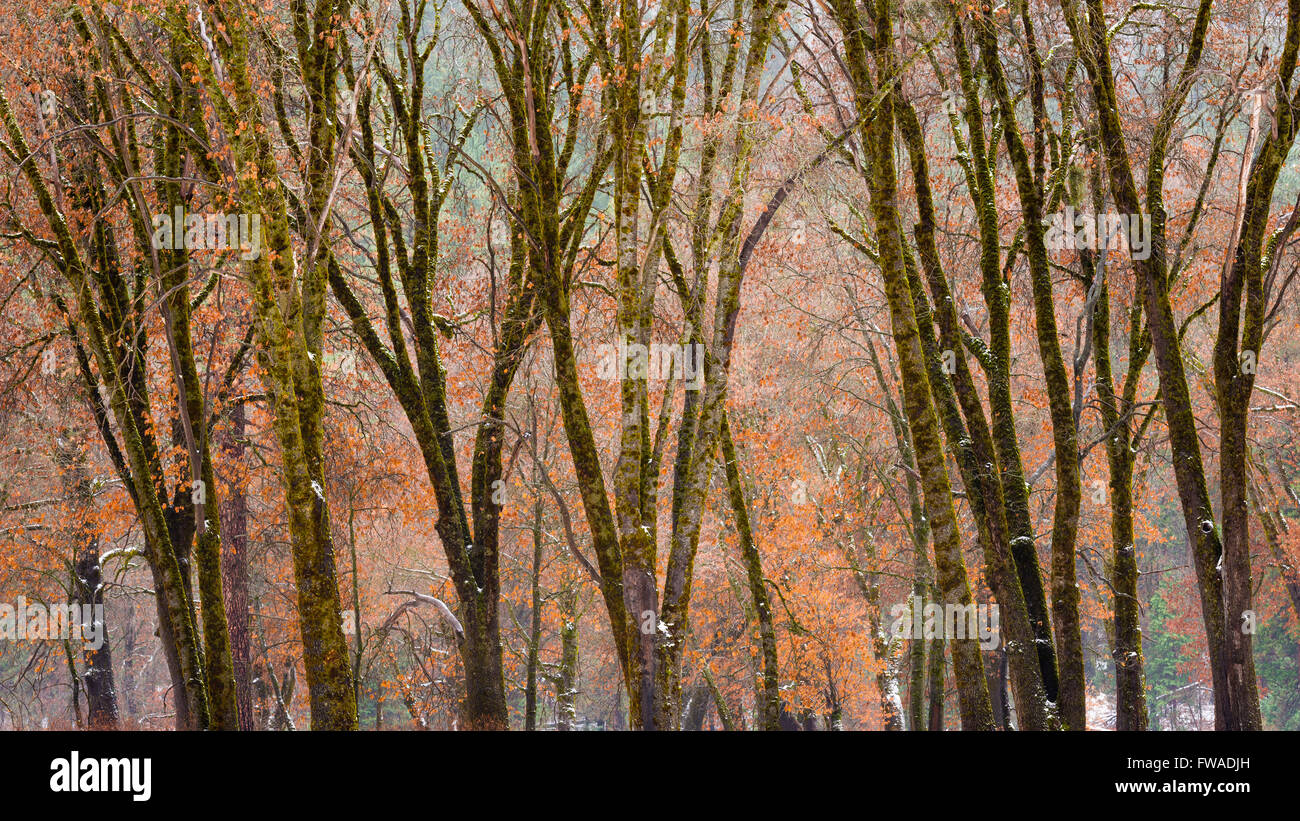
(974, 5, 1085, 729)
(831, 0, 994, 729)
(720, 413, 780, 730)
(946, 18, 1062, 709)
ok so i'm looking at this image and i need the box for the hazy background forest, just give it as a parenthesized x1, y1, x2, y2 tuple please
(0, 0, 1297, 732)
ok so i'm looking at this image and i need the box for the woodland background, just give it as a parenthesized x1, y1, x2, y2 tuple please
(0, 0, 1298, 731)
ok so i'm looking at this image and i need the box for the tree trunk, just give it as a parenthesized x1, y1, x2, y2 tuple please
(831, 0, 994, 729)
(556, 592, 580, 731)
(720, 413, 780, 730)
(219, 403, 256, 731)
(525, 495, 544, 731)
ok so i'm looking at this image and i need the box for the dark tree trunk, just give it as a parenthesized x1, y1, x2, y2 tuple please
(219, 403, 256, 731)
(524, 494, 544, 731)
(73, 549, 119, 729)
(57, 433, 118, 729)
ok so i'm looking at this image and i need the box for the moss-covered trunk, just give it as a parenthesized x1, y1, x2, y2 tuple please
(1061, 0, 1248, 728)
(973, 5, 1084, 729)
(949, 18, 1061, 706)
(720, 414, 781, 730)
(1089, 254, 1149, 731)
(830, 0, 994, 729)
(185, 0, 358, 729)
(1209, 14, 1300, 730)
(556, 591, 580, 731)
(0, 75, 213, 730)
